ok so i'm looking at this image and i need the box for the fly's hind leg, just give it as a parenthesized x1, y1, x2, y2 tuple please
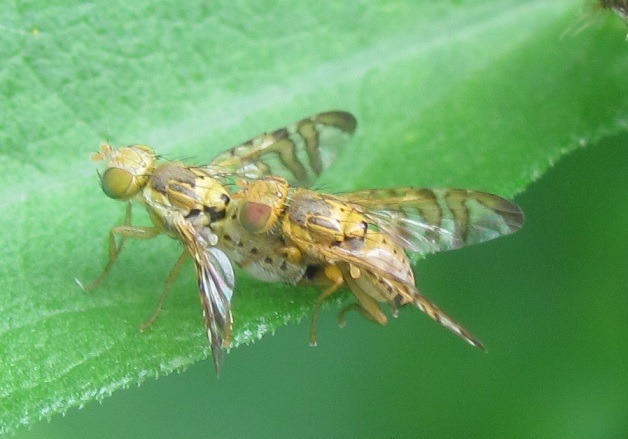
(338, 303, 382, 325)
(339, 271, 388, 327)
(139, 250, 190, 332)
(78, 202, 163, 291)
(309, 264, 345, 346)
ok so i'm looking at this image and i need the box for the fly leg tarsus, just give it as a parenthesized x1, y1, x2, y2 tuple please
(309, 264, 344, 346)
(79, 203, 162, 291)
(139, 251, 190, 332)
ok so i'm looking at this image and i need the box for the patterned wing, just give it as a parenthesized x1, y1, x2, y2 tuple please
(309, 240, 485, 350)
(345, 188, 524, 254)
(174, 217, 235, 376)
(208, 111, 356, 186)
(598, 0, 628, 21)
(283, 188, 487, 350)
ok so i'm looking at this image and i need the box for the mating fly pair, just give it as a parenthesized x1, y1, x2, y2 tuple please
(85, 111, 523, 375)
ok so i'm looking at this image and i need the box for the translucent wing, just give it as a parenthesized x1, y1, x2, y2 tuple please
(597, 0, 628, 21)
(345, 188, 524, 254)
(313, 240, 485, 350)
(208, 111, 357, 186)
(410, 286, 486, 350)
(195, 247, 235, 376)
(174, 217, 235, 376)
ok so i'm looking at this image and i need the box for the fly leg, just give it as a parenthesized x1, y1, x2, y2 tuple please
(139, 250, 190, 332)
(78, 202, 163, 291)
(338, 266, 388, 327)
(338, 303, 384, 326)
(337, 296, 387, 327)
(309, 264, 344, 346)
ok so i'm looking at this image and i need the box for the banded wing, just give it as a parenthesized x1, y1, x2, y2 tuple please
(195, 247, 235, 376)
(207, 111, 357, 186)
(304, 235, 486, 350)
(410, 286, 486, 350)
(345, 188, 524, 254)
(597, 1, 628, 20)
(174, 216, 235, 376)
(283, 188, 489, 349)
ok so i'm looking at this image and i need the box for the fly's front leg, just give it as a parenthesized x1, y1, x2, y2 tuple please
(79, 203, 162, 291)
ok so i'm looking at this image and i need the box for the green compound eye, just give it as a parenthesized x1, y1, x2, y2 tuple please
(101, 167, 135, 200)
(238, 201, 272, 233)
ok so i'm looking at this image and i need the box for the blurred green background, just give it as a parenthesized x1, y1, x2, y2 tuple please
(16, 126, 628, 438)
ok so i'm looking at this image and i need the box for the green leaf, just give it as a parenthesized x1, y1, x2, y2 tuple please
(1, 0, 627, 435)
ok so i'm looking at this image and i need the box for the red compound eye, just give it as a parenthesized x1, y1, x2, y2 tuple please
(238, 201, 272, 233)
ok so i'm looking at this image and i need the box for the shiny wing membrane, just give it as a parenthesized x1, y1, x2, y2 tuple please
(312, 242, 485, 350)
(208, 111, 357, 186)
(346, 188, 524, 254)
(174, 217, 235, 376)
